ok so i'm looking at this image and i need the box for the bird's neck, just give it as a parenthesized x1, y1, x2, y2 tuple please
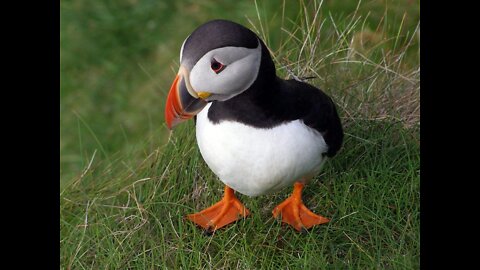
(206, 75, 284, 127)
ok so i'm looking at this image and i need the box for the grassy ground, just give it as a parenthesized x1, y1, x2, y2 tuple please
(61, 0, 420, 268)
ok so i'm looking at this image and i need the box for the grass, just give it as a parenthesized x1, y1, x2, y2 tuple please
(61, 120, 419, 269)
(61, 0, 420, 268)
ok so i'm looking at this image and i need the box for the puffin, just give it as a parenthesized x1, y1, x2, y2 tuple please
(164, 19, 343, 232)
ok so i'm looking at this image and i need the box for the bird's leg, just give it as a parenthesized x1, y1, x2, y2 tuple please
(272, 182, 329, 231)
(187, 185, 250, 232)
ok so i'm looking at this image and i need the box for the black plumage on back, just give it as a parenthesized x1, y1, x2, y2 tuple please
(208, 75, 343, 157)
(291, 81, 343, 157)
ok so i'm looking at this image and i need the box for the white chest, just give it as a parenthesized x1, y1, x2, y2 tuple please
(195, 103, 328, 197)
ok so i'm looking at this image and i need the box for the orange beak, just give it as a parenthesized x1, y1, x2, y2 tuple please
(165, 69, 208, 129)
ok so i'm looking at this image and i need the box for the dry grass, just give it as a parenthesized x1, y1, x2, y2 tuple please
(247, 0, 420, 128)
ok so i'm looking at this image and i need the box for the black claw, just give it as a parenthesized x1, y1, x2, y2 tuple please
(300, 227, 308, 235)
(204, 227, 214, 236)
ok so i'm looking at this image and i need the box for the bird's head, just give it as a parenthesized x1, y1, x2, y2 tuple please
(165, 19, 275, 129)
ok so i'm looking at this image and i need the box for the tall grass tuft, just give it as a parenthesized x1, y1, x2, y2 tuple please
(247, 0, 419, 128)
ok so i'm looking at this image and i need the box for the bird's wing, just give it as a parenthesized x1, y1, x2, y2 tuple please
(282, 79, 344, 157)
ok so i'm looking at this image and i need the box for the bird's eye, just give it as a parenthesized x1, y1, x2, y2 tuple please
(211, 59, 226, 74)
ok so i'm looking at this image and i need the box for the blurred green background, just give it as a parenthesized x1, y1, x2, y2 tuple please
(60, 0, 419, 185)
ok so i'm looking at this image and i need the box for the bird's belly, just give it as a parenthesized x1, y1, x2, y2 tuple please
(196, 104, 328, 197)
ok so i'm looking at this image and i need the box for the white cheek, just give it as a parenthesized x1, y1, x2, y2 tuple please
(189, 45, 261, 97)
(221, 54, 260, 94)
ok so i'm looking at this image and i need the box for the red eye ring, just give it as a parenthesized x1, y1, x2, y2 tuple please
(211, 58, 226, 74)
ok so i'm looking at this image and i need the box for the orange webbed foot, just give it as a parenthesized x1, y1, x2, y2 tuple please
(272, 182, 329, 231)
(187, 186, 250, 233)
